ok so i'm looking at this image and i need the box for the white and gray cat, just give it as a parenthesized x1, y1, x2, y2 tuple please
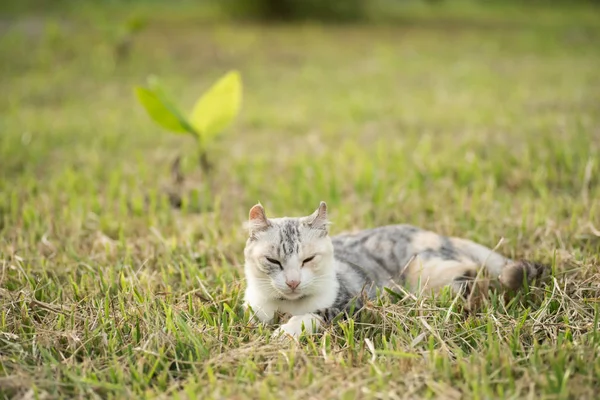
(243, 202, 546, 338)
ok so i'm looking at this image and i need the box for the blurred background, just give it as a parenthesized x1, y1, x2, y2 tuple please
(1, 0, 599, 250)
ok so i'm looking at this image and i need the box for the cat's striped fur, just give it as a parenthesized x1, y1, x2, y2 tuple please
(243, 202, 546, 338)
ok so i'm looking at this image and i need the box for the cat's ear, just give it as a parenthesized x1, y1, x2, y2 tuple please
(248, 203, 271, 237)
(307, 201, 329, 231)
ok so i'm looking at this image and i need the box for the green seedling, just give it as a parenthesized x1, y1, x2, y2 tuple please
(135, 70, 243, 171)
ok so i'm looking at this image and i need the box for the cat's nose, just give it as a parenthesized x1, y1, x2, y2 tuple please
(286, 280, 300, 290)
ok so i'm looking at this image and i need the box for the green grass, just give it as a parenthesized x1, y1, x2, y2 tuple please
(1, 2, 600, 399)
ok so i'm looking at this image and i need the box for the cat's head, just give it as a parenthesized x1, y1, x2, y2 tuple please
(243, 202, 335, 300)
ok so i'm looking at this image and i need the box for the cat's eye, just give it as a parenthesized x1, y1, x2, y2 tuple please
(265, 257, 282, 269)
(302, 255, 316, 266)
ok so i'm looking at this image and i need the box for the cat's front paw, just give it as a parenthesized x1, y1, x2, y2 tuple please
(272, 321, 304, 340)
(271, 314, 322, 340)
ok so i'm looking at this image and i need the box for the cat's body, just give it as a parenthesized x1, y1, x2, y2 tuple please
(243, 202, 545, 338)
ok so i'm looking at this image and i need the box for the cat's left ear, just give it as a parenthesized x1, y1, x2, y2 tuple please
(307, 201, 329, 231)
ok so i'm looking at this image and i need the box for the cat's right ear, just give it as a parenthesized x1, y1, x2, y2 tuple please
(247, 203, 271, 237)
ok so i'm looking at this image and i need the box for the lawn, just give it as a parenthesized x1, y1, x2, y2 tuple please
(1, 1, 600, 399)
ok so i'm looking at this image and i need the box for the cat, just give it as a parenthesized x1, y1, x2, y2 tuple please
(243, 201, 547, 338)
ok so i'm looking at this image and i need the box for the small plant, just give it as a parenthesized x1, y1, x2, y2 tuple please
(114, 16, 147, 61)
(135, 70, 243, 172)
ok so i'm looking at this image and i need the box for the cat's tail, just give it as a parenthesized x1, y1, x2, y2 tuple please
(498, 260, 549, 290)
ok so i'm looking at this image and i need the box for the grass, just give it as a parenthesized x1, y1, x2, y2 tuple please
(1, 1, 600, 398)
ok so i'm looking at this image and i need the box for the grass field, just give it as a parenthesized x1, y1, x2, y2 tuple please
(1, 1, 600, 399)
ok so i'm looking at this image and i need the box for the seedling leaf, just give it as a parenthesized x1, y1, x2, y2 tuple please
(190, 70, 242, 141)
(135, 87, 189, 134)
